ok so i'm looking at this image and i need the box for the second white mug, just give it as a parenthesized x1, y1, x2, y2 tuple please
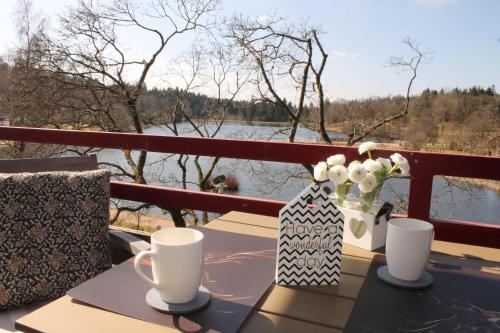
(134, 228, 204, 304)
(386, 218, 434, 281)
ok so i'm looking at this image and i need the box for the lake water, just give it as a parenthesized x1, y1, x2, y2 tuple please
(95, 123, 500, 225)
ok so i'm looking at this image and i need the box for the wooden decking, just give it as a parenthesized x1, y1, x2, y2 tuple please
(10, 211, 500, 333)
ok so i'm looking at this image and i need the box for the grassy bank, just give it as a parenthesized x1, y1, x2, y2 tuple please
(110, 208, 174, 233)
(443, 177, 500, 193)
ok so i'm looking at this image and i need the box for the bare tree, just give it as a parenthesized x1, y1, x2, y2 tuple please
(225, 15, 335, 183)
(224, 20, 430, 209)
(226, 22, 427, 148)
(31, 0, 217, 226)
(1, 0, 68, 158)
(346, 38, 427, 145)
(225, 15, 331, 146)
(154, 41, 247, 224)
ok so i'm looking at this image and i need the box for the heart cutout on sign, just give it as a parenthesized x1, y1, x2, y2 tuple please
(350, 218, 367, 239)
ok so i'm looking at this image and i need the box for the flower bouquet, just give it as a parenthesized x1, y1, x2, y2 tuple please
(313, 141, 410, 250)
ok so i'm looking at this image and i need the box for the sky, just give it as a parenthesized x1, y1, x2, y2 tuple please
(0, 0, 499, 100)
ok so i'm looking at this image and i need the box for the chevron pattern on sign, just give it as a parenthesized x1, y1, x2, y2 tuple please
(276, 182, 344, 286)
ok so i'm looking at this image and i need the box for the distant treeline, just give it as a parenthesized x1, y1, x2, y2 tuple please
(138, 85, 498, 127)
(137, 85, 498, 153)
(138, 87, 293, 125)
(328, 86, 498, 151)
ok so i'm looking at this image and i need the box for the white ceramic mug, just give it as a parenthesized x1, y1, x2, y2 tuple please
(134, 228, 204, 303)
(386, 218, 434, 281)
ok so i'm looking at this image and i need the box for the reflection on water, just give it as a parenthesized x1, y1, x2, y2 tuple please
(95, 124, 499, 225)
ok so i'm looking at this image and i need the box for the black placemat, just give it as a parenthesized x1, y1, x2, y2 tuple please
(68, 227, 277, 333)
(344, 254, 500, 333)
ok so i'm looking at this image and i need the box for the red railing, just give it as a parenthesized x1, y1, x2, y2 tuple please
(1, 126, 499, 248)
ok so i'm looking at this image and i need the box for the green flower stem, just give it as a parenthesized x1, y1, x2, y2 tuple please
(388, 163, 399, 175)
(360, 187, 382, 213)
(360, 192, 374, 212)
(335, 183, 351, 206)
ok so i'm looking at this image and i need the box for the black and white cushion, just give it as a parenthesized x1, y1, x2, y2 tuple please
(0, 169, 111, 310)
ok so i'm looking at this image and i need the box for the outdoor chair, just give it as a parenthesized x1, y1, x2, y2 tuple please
(0, 154, 150, 331)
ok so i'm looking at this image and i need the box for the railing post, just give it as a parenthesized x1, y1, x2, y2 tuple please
(407, 174, 433, 222)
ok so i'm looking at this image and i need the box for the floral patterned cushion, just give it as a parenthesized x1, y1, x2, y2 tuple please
(0, 169, 112, 310)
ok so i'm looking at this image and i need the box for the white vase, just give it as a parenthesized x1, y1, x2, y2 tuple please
(337, 201, 393, 251)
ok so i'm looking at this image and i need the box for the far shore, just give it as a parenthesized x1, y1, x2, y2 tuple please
(442, 177, 500, 193)
(145, 119, 346, 133)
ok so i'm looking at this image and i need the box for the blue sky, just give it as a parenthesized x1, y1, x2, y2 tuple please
(0, 0, 498, 100)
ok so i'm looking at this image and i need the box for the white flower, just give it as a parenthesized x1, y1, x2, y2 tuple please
(348, 162, 367, 183)
(348, 160, 360, 168)
(327, 154, 346, 166)
(399, 161, 411, 176)
(314, 162, 329, 182)
(362, 159, 383, 173)
(377, 157, 392, 171)
(347, 160, 360, 174)
(390, 153, 406, 165)
(390, 153, 410, 176)
(328, 165, 348, 185)
(359, 173, 378, 193)
(358, 141, 378, 155)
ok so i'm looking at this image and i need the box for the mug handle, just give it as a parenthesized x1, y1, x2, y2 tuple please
(133, 250, 157, 289)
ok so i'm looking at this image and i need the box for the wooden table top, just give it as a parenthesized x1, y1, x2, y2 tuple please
(14, 211, 500, 333)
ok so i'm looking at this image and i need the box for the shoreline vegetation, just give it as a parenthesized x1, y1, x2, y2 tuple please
(442, 176, 500, 193)
(110, 208, 174, 232)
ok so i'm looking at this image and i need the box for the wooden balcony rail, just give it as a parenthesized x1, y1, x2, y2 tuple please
(0, 126, 499, 248)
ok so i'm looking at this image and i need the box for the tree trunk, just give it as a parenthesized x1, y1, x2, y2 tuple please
(167, 207, 186, 227)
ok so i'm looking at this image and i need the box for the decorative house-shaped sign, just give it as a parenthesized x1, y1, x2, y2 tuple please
(276, 182, 344, 286)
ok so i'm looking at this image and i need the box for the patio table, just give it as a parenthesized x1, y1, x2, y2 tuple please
(14, 211, 500, 333)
